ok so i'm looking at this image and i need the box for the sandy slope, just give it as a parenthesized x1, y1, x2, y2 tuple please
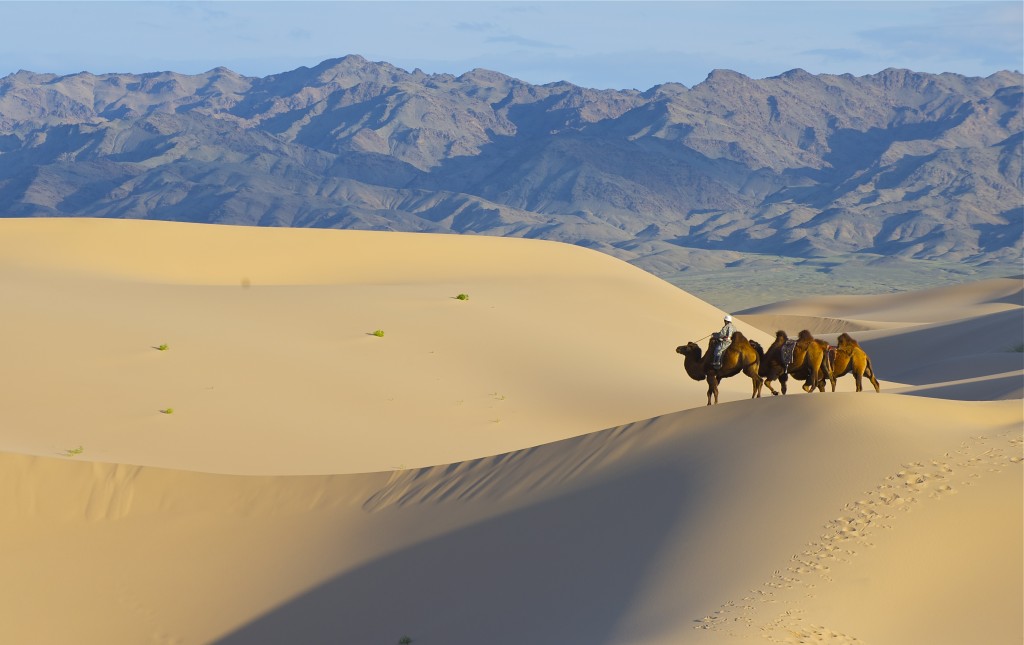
(0, 217, 770, 475)
(0, 219, 1020, 645)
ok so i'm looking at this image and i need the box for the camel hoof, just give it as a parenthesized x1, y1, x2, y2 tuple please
(771, 391, 779, 396)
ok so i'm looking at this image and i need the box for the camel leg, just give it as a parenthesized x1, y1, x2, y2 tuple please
(803, 363, 820, 393)
(864, 362, 880, 391)
(853, 370, 863, 392)
(780, 373, 789, 395)
(749, 370, 763, 399)
(815, 372, 828, 392)
(705, 375, 717, 405)
(819, 361, 833, 392)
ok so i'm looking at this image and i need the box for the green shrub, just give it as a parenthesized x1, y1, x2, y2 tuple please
(372, 329, 385, 337)
(63, 445, 84, 457)
(399, 637, 413, 645)
(160, 408, 174, 414)
(455, 293, 469, 301)
(156, 343, 169, 351)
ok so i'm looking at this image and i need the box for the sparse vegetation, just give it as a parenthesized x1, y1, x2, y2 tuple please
(155, 343, 169, 351)
(372, 329, 385, 337)
(398, 637, 413, 645)
(455, 293, 469, 301)
(1012, 343, 1024, 353)
(63, 445, 84, 457)
(160, 408, 174, 414)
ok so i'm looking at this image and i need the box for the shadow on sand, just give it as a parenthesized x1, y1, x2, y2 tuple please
(213, 464, 701, 645)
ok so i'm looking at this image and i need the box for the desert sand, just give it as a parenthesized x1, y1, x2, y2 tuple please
(0, 218, 1020, 645)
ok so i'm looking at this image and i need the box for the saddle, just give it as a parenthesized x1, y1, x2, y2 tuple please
(781, 339, 798, 367)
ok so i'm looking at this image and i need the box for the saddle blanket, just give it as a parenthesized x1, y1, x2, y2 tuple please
(781, 339, 797, 366)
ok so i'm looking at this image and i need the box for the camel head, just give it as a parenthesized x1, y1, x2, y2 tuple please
(676, 342, 703, 360)
(798, 329, 814, 342)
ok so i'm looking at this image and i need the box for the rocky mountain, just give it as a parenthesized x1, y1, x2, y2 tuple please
(0, 55, 1020, 278)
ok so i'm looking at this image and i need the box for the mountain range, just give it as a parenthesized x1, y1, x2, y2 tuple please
(0, 55, 1020, 279)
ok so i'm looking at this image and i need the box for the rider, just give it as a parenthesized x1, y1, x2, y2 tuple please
(712, 314, 736, 368)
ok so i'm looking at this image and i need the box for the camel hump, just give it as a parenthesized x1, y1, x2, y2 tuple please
(731, 330, 748, 343)
(749, 339, 765, 359)
(838, 332, 860, 348)
(797, 329, 814, 342)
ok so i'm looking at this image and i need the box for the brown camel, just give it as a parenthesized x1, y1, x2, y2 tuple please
(676, 331, 763, 405)
(758, 330, 831, 395)
(829, 333, 881, 392)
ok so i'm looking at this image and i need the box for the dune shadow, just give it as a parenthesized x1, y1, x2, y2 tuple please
(213, 464, 697, 645)
(862, 308, 1023, 385)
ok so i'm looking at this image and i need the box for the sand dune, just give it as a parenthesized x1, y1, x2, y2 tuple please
(0, 218, 771, 475)
(739, 276, 1022, 328)
(741, 275, 1024, 399)
(0, 219, 1020, 645)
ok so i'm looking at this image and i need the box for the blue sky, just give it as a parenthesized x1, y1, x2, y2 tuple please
(1, 1, 1021, 89)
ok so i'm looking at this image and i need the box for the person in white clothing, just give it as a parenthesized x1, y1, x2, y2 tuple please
(712, 314, 735, 368)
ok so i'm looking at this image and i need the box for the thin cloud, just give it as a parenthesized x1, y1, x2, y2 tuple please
(485, 35, 568, 51)
(455, 21, 497, 32)
(856, 3, 1022, 69)
(800, 48, 871, 63)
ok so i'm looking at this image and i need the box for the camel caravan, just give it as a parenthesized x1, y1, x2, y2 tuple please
(676, 317, 880, 405)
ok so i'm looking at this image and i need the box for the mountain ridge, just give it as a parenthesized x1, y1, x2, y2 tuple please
(0, 55, 1020, 280)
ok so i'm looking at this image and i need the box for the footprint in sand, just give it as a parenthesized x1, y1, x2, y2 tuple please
(692, 429, 1022, 643)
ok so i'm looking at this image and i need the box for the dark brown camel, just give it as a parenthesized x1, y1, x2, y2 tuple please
(676, 331, 763, 405)
(829, 333, 881, 392)
(758, 330, 831, 395)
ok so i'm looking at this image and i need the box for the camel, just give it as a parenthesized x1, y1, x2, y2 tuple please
(828, 333, 881, 392)
(758, 330, 831, 395)
(676, 331, 763, 405)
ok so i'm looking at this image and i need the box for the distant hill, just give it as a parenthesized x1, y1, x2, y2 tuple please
(0, 55, 1020, 279)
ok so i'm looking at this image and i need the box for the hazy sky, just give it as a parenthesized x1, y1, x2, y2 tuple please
(1, 1, 1021, 89)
